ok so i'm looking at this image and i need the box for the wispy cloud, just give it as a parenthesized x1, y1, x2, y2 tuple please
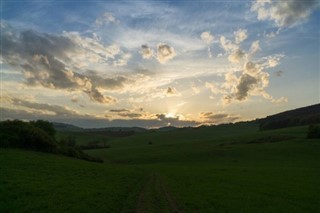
(200, 112, 240, 124)
(200, 31, 214, 58)
(166, 87, 181, 97)
(251, 0, 319, 28)
(95, 12, 120, 26)
(0, 23, 136, 104)
(140, 44, 154, 59)
(156, 43, 176, 64)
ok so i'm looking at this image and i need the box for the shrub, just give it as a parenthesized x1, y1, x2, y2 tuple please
(0, 120, 103, 163)
(30, 120, 56, 137)
(307, 125, 320, 139)
(0, 120, 56, 151)
(59, 136, 77, 147)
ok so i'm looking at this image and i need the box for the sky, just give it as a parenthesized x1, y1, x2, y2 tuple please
(0, 0, 319, 128)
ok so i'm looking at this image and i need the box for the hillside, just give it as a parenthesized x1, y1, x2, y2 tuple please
(2, 124, 319, 212)
(259, 103, 320, 130)
(1, 106, 320, 212)
(52, 122, 84, 132)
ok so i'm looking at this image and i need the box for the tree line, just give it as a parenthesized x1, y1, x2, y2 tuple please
(0, 120, 103, 163)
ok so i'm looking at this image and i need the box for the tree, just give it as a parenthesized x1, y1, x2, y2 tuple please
(30, 120, 56, 137)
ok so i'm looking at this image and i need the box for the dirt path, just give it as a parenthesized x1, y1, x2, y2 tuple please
(135, 173, 183, 213)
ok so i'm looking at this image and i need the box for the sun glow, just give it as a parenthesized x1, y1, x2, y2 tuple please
(165, 112, 176, 118)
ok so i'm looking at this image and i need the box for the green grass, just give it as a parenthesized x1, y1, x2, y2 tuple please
(56, 131, 112, 146)
(1, 124, 319, 212)
(0, 149, 145, 213)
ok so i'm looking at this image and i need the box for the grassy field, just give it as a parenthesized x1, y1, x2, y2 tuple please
(1, 124, 319, 212)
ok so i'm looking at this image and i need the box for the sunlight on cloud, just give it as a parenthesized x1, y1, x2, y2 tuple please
(140, 45, 154, 59)
(251, 0, 318, 28)
(166, 87, 181, 97)
(1, 0, 317, 127)
(200, 31, 214, 58)
(95, 12, 120, 26)
(156, 43, 176, 64)
(234, 29, 248, 44)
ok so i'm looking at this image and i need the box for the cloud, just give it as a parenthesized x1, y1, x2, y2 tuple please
(109, 108, 143, 118)
(140, 44, 154, 59)
(0, 25, 129, 104)
(234, 29, 248, 44)
(139, 43, 176, 64)
(84, 88, 116, 104)
(95, 12, 120, 26)
(3, 97, 94, 119)
(221, 60, 285, 104)
(234, 73, 258, 101)
(63, 31, 121, 65)
(1, 105, 200, 128)
(156, 43, 176, 64)
(117, 112, 142, 118)
(205, 82, 225, 95)
(71, 97, 78, 103)
(200, 112, 240, 124)
(268, 58, 280, 67)
(200, 31, 214, 44)
(250, 40, 261, 54)
(191, 83, 200, 95)
(219, 36, 238, 52)
(251, 0, 318, 28)
(113, 53, 132, 67)
(274, 70, 284, 77)
(1, 97, 199, 128)
(166, 87, 180, 97)
(228, 49, 246, 63)
(109, 109, 130, 113)
(85, 71, 131, 90)
(205, 59, 279, 104)
(155, 113, 197, 126)
(200, 31, 214, 58)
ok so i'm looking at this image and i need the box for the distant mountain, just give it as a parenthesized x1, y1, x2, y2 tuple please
(259, 103, 320, 130)
(52, 122, 83, 132)
(86, 127, 147, 133)
(155, 126, 177, 132)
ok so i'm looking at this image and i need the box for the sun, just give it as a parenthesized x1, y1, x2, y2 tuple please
(165, 112, 176, 118)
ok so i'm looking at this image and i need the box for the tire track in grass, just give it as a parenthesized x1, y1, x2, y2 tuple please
(135, 173, 183, 213)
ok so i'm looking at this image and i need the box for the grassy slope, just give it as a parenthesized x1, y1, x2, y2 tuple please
(1, 124, 319, 212)
(0, 149, 145, 213)
(56, 131, 112, 146)
(87, 125, 320, 212)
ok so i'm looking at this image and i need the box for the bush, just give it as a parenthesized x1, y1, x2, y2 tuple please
(307, 125, 320, 139)
(0, 120, 56, 152)
(0, 120, 103, 163)
(30, 120, 56, 137)
(59, 136, 77, 147)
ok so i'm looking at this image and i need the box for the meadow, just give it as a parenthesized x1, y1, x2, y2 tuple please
(1, 123, 319, 212)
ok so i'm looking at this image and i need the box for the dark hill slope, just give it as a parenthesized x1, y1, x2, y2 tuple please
(259, 103, 320, 130)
